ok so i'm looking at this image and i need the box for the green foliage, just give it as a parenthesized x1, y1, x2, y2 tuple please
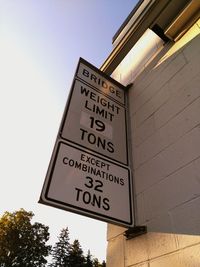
(101, 260, 106, 267)
(85, 250, 93, 267)
(50, 227, 71, 267)
(68, 239, 85, 267)
(49, 228, 106, 267)
(93, 258, 100, 267)
(0, 209, 51, 267)
(92, 258, 106, 267)
(0, 210, 106, 267)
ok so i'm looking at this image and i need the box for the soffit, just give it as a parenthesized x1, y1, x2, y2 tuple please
(101, 0, 199, 75)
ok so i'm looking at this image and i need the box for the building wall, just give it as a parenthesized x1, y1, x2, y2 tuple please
(107, 19, 200, 267)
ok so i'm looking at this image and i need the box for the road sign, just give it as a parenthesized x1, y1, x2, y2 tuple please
(39, 58, 134, 227)
(61, 79, 128, 165)
(40, 142, 133, 226)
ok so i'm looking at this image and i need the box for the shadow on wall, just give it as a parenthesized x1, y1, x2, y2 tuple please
(130, 30, 200, 236)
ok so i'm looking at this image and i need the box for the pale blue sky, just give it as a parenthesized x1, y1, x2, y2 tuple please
(0, 0, 137, 262)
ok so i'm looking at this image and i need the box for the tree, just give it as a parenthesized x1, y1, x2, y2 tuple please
(84, 250, 93, 267)
(101, 260, 106, 267)
(84, 250, 106, 267)
(49, 227, 106, 267)
(92, 258, 106, 267)
(0, 209, 51, 267)
(68, 239, 85, 267)
(50, 227, 71, 267)
(93, 258, 100, 267)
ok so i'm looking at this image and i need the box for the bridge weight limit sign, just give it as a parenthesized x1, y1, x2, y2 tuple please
(39, 58, 133, 227)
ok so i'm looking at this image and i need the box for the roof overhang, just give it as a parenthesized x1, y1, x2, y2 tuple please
(100, 0, 200, 75)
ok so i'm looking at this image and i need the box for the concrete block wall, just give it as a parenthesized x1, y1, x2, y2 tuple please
(107, 19, 200, 267)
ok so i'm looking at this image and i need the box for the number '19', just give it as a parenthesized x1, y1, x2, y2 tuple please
(89, 116, 105, 132)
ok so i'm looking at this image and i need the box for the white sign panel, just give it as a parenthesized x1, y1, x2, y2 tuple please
(40, 142, 133, 226)
(61, 79, 128, 165)
(39, 58, 133, 227)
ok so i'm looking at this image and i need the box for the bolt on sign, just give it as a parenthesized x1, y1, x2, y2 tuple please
(39, 58, 134, 227)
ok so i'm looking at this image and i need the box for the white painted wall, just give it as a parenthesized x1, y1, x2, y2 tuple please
(107, 19, 200, 267)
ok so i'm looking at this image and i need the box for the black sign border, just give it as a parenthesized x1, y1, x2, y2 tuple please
(42, 141, 133, 227)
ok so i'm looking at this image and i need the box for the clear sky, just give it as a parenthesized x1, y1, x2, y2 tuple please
(0, 0, 137, 262)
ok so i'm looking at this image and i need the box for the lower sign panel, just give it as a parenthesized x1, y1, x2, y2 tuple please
(40, 142, 133, 227)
